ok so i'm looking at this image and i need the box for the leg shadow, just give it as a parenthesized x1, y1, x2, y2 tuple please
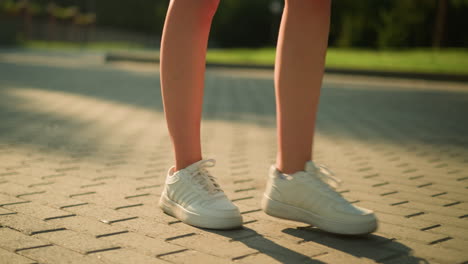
(283, 226, 429, 264)
(204, 227, 326, 264)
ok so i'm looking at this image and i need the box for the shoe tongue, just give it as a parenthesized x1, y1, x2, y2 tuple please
(304, 161, 341, 189)
(183, 160, 222, 193)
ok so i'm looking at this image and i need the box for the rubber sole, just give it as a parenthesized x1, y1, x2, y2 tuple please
(261, 194, 377, 235)
(159, 194, 243, 230)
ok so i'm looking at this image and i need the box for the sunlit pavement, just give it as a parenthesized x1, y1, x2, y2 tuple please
(0, 49, 467, 264)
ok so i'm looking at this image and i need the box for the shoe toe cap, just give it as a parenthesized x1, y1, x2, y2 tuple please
(208, 197, 238, 210)
(187, 198, 242, 219)
(332, 203, 377, 223)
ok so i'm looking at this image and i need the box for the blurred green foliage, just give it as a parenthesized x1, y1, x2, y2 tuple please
(205, 48, 468, 74)
(2, 0, 468, 48)
(211, 0, 275, 47)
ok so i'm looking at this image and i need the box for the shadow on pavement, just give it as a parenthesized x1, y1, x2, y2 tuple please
(283, 227, 429, 264)
(1, 58, 468, 158)
(205, 227, 327, 264)
(0, 51, 461, 264)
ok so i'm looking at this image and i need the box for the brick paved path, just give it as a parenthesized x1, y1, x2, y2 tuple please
(0, 49, 467, 264)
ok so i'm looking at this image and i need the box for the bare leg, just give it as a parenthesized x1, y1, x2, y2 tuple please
(160, 0, 220, 171)
(274, 0, 331, 174)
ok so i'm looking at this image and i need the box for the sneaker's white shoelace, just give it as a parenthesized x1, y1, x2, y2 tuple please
(190, 159, 223, 194)
(309, 163, 343, 189)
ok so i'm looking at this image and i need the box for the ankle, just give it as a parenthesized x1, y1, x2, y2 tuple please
(275, 155, 310, 175)
(275, 164, 302, 175)
(175, 158, 202, 171)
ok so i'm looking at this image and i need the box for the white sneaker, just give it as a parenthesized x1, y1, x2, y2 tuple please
(261, 160, 378, 235)
(159, 158, 243, 229)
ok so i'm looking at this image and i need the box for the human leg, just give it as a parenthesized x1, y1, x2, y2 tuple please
(274, 0, 331, 174)
(160, 0, 219, 171)
(159, 0, 243, 230)
(263, 0, 378, 235)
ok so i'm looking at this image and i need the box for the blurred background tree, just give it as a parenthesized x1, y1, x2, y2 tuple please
(210, 0, 274, 47)
(1, 0, 468, 49)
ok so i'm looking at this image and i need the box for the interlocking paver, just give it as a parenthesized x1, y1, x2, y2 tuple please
(158, 249, 232, 264)
(95, 248, 169, 264)
(236, 235, 327, 263)
(315, 251, 393, 264)
(99, 231, 184, 257)
(1, 49, 467, 263)
(109, 216, 180, 238)
(234, 252, 284, 264)
(383, 240, 466, 264)
(0, 212, 66, 236)
(2, 200, 76, 221)
(166, 232, 258, 258)
(15, 245, 106, 264)
(0, 247, 37, 264)
(0, 193, 29, 206)
(0, 227, 50, 252)
(435, 238, 468, 252)
(33, 229, 120, 254)
(42, 214, 126, 237)
(382, 255, 444, 264)
(0, 182, 44, 198)
(416, 213, 467, 229)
